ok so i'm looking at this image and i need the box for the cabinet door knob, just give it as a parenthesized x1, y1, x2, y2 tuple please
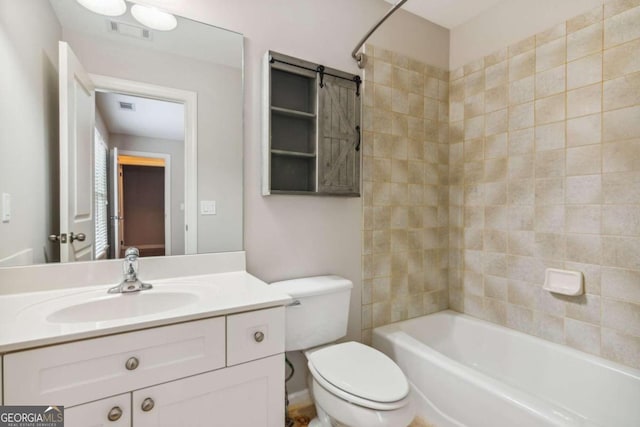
(125, 356, 139, 370)
(107, 406, 123, 422)
(141, 397, 155, 412)
(254, 331, 265, 343)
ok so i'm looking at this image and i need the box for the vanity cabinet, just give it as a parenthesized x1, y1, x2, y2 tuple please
(263, 51, 361, 196)
(2, 307, 285, 427)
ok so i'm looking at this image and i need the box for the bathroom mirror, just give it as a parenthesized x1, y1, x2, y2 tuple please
(0, 0, 243, 266)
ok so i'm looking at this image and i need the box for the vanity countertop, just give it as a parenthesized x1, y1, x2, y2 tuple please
(0, 271, 291, 353)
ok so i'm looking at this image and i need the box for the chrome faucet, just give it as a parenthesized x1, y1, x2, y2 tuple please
(108, 247, 153, 293)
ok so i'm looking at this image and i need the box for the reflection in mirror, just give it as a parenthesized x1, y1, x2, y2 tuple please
(0, 0, 243, 267)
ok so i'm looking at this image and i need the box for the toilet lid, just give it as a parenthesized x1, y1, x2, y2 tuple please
(307, 341, 409, 403)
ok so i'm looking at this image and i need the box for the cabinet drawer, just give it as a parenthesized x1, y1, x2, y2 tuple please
(4, 317, 225, 407)
(227, 307, 285, 366)
(65, 393, 131, 427)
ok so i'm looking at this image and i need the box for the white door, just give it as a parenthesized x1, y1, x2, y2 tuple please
(65, 394, 131, 427)
(109, 147, 120, 258)
(59, 41, 95, 262)
(133, 355, 284, 427)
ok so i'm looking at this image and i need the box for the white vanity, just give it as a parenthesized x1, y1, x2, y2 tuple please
(0, 253, 291, 427)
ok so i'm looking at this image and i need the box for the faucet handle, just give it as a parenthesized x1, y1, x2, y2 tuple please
(125, 247, 140, 258)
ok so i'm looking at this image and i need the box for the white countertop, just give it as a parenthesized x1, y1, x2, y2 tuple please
(0, 271, 291, 353)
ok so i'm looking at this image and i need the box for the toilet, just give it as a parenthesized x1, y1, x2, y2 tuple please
(270, 275, 415, 427)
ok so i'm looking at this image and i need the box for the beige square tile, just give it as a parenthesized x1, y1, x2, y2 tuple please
(465, 138, 484, 162)
(603, 205, 640, 236)
(391, 159, 408, 183)
(372, 301, 391, 327)
(506, 304, 534, 334)
(603, 105, 640, 141)
(536, 37, 566, 72)
(603, 37, 640, 80)
(537, 22, 567, 46)
(533, 312, 565, 344)
(535, 205, 565, 233)
(465, 116, 484, 140)
(465, 92, 485, 118)
(509, 50, 536, 81)
(508, 230, 535, 256)
(566, 114, 602, 146)
(464, 57, 484, 75)
(373, 229, 391, 254)
(509, 154, 534, 179)
(450, 67, 464, 81)
(450, 101, 464, 122)
(535, 177, 564, 205)
(535, 94, 566, 125)
(509, 128, 535, 155)
(566, 294, 602, 324)
(485, 61, 508, 90)
(602, 328, 640, 370)
(465, 70, 485, 97)
(424, 97, 439, 121)
(373, 206, 391, 229)
(535, 122, 565, 151)
(373, 60, 392, 86)
(508, 205, 535, 230)
(536, 65, 566, 98)
(603, 139, 640, 173)
(485, 48, 508, 66)
(604, 5, 640, 48)
(535, 149, 565, 177)
(510, 76, 535, 105)
(484, 181, 507, 205)
(392, 136, 408, 159)
(374, 84, 392, 110)
(485, 109, 508, 136)
(508, 178, 535, 205)
(484, 229, 508, 252)
(508, 280, 538, 308)
(485, 133, 508, 158)
(566, 175, 602, 204)
(567, 53, 603, 90)
(535, 232, 565, 260)
(484, 158, 508, 182)
(566, 145, 602, 176)
(567, 83, 602, 119)
(372, 252, 392, 277)
(509, 36, 536, 57)
(602, 298, 640, 336)
(602, 171, 640, 203)
(602, 267, 640, 304)
(485, 205, 508, 229)
(567, 22, 603, 62)
(509, 102, 535, 131)
(605, 0, 640, 19)
(603, 71, 640, 111)
(565, 318, 601, 355)
(567, 6, 603, 33)
(409, 93, 424, 117)
(603, 236, 640, 269)
(450, 78, 465, 101)
(485, 275, 508, 300)
(485, 85, 508, 112)
(566, 205, 601, 234)
(424, 76, 439, 99)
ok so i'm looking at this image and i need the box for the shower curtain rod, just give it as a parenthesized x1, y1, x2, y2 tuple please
(351, 0, 409, 69)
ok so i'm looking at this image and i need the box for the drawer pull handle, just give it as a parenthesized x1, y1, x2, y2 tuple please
(107, 406, 123, 422)
(125, 357, 139, 371)
(254, 331, 265, 343)
(141, 398, 155, 412)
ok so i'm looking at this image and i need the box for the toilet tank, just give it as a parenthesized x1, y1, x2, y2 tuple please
(270, 275, 352, 351)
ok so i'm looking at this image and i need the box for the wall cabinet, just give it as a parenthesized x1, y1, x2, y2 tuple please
(263, 51, 361, 196)
(2, 307, 285, 427)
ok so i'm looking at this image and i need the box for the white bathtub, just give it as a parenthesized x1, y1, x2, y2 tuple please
(372, 310, 640, 427)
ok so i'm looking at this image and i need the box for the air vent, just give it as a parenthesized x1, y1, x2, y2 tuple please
(119, 102, 136, 111)
(108, 20, 152, 40)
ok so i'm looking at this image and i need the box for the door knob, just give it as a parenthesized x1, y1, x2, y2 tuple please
(254, 331, 265, 343)
(107, 406, 123, 421)
(48, 234, 67, 243)
(69, 232, 86, 243)
(141, 398, 155, 412)
(125, 356, 139, 370)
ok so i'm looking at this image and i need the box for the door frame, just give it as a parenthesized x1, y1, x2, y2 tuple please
(119, 151, 172, 255)
(90, 74, 198, 254)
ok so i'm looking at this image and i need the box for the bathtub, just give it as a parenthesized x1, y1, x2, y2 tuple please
(372, 310, 640, 427)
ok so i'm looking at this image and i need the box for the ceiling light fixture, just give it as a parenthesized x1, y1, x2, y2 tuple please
(75, 0, 127, 17)
(131, 4, 178, 31)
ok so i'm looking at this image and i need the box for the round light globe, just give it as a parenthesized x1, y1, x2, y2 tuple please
(75, 0, 127, 16)
(131, 4, 177, 31)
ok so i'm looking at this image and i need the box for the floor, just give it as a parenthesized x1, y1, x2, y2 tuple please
(288, 403, 435, 427)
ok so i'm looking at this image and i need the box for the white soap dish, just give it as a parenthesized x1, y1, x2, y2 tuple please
(543, 268, 584, 296)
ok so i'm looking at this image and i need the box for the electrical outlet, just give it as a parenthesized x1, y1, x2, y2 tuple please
(200, 200, 216, 215)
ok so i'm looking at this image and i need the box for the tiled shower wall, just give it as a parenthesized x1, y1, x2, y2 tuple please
(449, 1, 640, 369)
(360, 45, 450, 344)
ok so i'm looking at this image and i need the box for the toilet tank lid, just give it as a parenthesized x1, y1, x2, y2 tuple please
(269, 275, 353, 298)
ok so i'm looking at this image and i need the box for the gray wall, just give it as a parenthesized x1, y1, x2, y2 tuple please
(0, 0, 61, 264)
(109, 133, 185, 256)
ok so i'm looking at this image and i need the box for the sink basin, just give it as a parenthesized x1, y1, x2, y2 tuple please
(46, 291, 199, 323)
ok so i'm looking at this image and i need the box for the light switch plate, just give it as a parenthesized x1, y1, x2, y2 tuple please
(200, 200, 216, 215)
(2, 193, 10, 223)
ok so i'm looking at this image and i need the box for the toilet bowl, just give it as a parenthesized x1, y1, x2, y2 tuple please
(269, 276, 415, 427)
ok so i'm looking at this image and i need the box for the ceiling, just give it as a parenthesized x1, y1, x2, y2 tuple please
(96, 92, 185, 141)
(385, 0, 504, 29)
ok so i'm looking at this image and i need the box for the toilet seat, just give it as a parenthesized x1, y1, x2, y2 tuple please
(307, 341, 410, 411)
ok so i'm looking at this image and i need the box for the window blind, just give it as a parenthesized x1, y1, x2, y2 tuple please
(94, 129, 109, 259)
